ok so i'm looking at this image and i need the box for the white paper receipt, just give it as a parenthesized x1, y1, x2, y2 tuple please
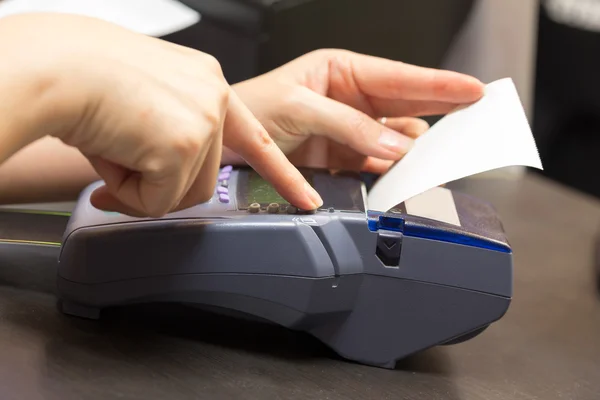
(367, 78, 543, 213)
(404, 187, 461, 226)
(0, 0, 200, 37)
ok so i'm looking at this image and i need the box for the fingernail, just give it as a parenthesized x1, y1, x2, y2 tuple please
(378, 128, 414, 153)
(305, 182, 323, 209)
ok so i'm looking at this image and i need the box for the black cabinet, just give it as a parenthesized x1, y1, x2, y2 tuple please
(161, 0, 475, 83)
(533, 1, 600, 198)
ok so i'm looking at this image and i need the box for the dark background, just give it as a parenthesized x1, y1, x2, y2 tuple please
(532, 2, 600, 199)
(161, 0, 599, 200)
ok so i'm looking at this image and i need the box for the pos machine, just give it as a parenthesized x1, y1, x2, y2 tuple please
(56, 166, 512, 369)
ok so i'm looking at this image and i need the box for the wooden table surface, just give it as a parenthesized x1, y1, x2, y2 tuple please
(1, 173, 599, 400)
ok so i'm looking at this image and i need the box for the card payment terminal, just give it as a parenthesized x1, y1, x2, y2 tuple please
(56, 166, 512, 369)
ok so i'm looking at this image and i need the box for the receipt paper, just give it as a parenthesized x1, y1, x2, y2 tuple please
(367, 78, 543, 213)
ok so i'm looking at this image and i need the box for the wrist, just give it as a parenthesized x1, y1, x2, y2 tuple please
(0, 14, 88, 163)
(0, 69, 65, 157)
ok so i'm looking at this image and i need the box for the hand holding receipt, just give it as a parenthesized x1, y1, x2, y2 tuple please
(367, 78, 544, 213)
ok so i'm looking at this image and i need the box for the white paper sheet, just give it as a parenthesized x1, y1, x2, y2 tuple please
(404, 187, 461, 226)
(367, 78, 543, 213)
(0, 0, 200, 37)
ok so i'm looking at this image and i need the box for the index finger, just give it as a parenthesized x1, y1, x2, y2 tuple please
(223, 90, 323, 211)
(335, 51, 485, 103)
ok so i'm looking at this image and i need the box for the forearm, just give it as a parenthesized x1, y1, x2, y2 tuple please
(0, 14, 94, 204)
(0, 137, 99, 204)
(0, 15, 76, 162)
(0, 138, 246, 205)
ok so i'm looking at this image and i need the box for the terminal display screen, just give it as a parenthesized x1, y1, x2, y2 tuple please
(246, 170, 311, 205)
(236, 168, 365, 212)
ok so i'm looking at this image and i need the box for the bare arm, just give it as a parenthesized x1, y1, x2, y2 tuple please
(0, 136, 246, 205)
(0, 137, 99, 204)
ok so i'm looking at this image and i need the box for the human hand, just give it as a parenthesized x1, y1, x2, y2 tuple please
(230, 49, 485, 174)
(0, 13, 322, 217)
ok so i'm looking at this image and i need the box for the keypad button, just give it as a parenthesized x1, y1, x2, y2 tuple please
(267, 203, 279, 214)
(217, 186, 228, 194)
(248, 203, 260, 213)
(221, 165, 233, 173)
(286, 206, 298, 214)
(219, 193, 230, 203)
(218, 172, 230, 181)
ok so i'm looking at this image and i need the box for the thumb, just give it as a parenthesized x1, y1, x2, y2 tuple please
(86, 156, 149, 217)
(284, 87, 416, 161)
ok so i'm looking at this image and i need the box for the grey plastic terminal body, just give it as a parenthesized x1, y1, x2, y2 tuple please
(57, 167, 513, 369)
